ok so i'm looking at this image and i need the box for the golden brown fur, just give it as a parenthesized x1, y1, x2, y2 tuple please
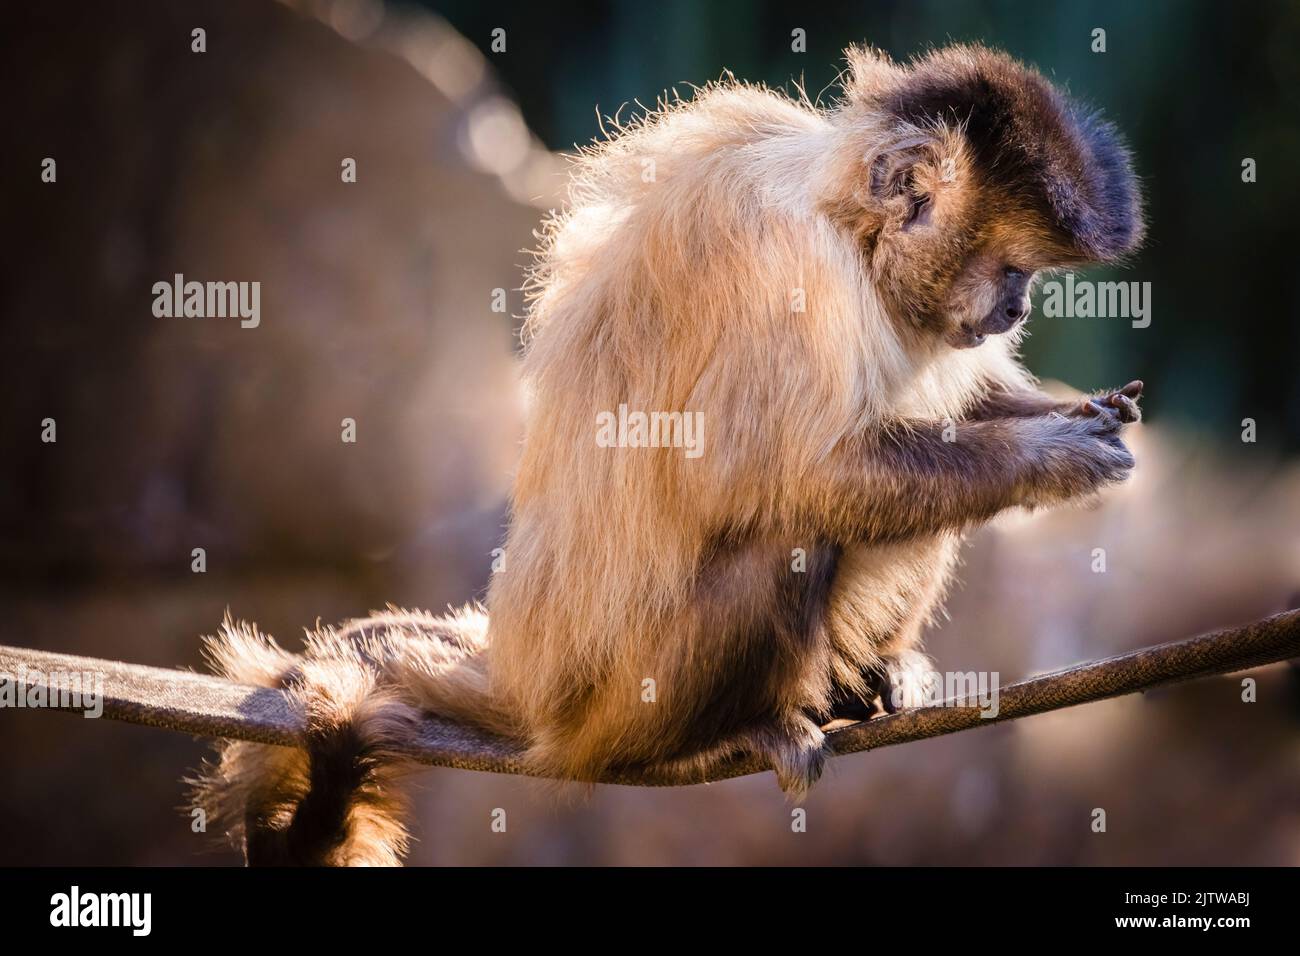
(191, 44, 1146, 864)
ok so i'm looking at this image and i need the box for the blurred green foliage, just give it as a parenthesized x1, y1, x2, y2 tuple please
(428, 0, 1300, 450)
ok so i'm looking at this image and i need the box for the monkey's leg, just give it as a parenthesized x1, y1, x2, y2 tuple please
(645, 712, 829, 798)
(605, 539, 841, 797)
(819, 535, 959, 723)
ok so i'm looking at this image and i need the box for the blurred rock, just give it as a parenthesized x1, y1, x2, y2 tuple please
(0, 0, 538, 605)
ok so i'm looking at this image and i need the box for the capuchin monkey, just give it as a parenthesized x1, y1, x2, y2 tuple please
(190, 44, 1145, 865)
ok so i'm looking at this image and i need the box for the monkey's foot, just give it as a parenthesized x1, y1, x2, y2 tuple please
(819, 649, 936, 727)
(747, 717, 827, 798)
(865, 649, 935, 715)
(819, 689, 881, 724)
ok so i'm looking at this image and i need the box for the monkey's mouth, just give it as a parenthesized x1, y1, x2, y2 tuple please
(949, 323, 988, 349)
(950, 300, 1030, 349)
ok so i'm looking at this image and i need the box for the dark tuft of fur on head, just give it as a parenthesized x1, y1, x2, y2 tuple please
(859, 44, 1144, 261)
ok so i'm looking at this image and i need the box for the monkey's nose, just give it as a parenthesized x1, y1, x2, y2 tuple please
(1005, 300, 1030, 322)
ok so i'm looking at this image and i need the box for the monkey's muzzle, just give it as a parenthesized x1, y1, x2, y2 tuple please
(978, 295, 1031, 334)
(952, 302, 1028, 348)
(953, 269, 1032, 348)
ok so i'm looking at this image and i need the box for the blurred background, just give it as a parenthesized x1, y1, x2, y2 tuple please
(0, 0, 1297, 865)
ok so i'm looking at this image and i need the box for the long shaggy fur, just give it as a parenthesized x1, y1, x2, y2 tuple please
(190, 44, 1145, 865)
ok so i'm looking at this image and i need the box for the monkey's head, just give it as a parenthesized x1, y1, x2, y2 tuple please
(828, 45, 1144, 349)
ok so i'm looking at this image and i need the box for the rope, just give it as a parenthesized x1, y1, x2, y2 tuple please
(1, 608, 1297, 787)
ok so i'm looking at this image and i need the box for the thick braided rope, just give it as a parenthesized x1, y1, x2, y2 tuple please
(1, 608, 1296, 786)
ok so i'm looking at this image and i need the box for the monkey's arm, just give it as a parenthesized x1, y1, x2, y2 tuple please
(797, 414, 1133, 543)
(966, 380, 1143, 423)
(964, 385, 1070, 419)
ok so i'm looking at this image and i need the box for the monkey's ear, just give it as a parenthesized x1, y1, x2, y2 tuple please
(867, 134, 933, 204)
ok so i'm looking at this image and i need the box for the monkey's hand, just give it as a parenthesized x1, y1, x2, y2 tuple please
(1020, 409, 1136, 507)
(1068, 379, 1143, 425)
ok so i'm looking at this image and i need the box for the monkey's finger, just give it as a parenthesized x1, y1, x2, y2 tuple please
(1106, 393, 1140, 423)
(1082, 398, 1121, 420)
(1080, 403, 1122, 433)
(1119, 380, 1144, 398)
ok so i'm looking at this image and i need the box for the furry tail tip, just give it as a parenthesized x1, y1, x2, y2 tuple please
(189, 628, 421, 867)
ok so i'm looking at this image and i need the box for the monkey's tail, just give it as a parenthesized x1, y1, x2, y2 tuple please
(187, 607, 509, 866)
